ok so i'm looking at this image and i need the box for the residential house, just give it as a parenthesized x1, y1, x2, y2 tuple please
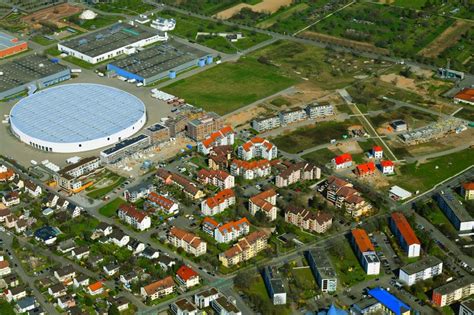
(108, 229, 130, 247)
(380, 160, 395, 175)
(208, 145, 233, 170)
(66, 203, 81, 218)
(219, 231, 268, 267)
(279, 108, 307, 125)
(147, 192, 179, 215)
(4, 274, 19, 287)
(305, 103, 334, 119)
(0, 260, 11, 276)
(0, 208, 11, 222)
(5, 214, 17, 229)
(123, 183, 155, 203)
(368, 288, 410, 315)
(275, 162, 320, 188)
(15, 296, 36, 313)
(197, 126, 234, 155)
(202, 217, 220, 236)
(201, 189, 235, 216)
(54, 157, 100, 192)
(54, 266, 76, 284)
(48, 283, 67, 298)
(103, 262, 120, 277)
(355, 162, 376, 177)
(2, 191, 20, 207)
(108, 296, 129, 312)
(168, 227, 207, 257)
(262, 266, 287, 305)
(57, 295, 76, 310)
(117, 204, 151, 231)
(238, 137, 277, 161)
(284, 206, 333, 233)
(324, 176, 372, 218)
(5, 285, 27, 302)
(12, 176, 24, 189)
(0, 166, 14, 182)
(87, 281, 104, 296)
(170, 298, 198, 315)
(186, 112, 223, 141)
(305, 250, 337, 293)
(140, 246, 160, 259)
(197, 169, 235, 189)
(214, 218, 250, 243)
(56, 198, 69, 210)
(73, 274, 90, 288)
(194, 288, 219, 308)
(176, 265, 200, 289)
(71, 246, 90, 260)
(389, 212, 421, 258)
(14, 218, 27, 234)
(251, 116, 281, 132)
(211, 295, 242, 315)
(45, 194, 59, 208)
(249, 189, 278, 221)
(372, 146, 383, 159)
(57, 240, 76, 254)
(230, 159, 271, 180)
(157, 255, 176, 271)
(140, 276, 175, 301)
(95, 222, 113, 236)
(351, 229, 380, 275)
(120, 271, 138, 290)
(436, 191, 474, 232)
(332, 153, 353, 169)
(24, 180, 42, 197)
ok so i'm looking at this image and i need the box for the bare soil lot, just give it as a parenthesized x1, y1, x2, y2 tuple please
(215, 0, 293, 19)
(21, 3, 82, 26)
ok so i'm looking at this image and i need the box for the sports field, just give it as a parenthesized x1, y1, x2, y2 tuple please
(162, 57, 298, 115)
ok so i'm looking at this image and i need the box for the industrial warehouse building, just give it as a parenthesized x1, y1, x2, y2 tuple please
(0, 55, 70, 100)
(58, 23, 167, 64)
(0, 32, 28, 58)
(9, 84, 146, 153)
(107, 40, 211, 85)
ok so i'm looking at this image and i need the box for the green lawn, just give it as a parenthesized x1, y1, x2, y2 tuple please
(68, 13, 122, 30)
(393, 0, 427, 9)
(329, 240, 369, 287)
(31, 35, 57, 46)
(271, 120, 355, 154)
(0, 301, 15, 315)
(391, 148, 473, 193)
(311, 2, 454, 57)
(303, 148, 339, 165)
(86, 175, 126, 199)
(162, 57, 297, 115)
(98, 198, 126, 217)
(95, 0, 154, 14)
(63, 56, 96, 70)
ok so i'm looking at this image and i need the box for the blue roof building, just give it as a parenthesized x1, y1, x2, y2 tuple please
(317, 304, 348, 315)
(34, 226, 58, 245)
(368, 287, 411, 315)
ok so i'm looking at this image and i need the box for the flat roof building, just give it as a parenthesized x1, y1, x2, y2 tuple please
(10, 83, 146, 153)
(100, 134, 151, 164)
(58, 23, 167, 64)
(368, 287, 410, 315)
(0, 54, 70, 100)
(262, 266, 286, 305)
(305, 249, 337, 293)
(399, 256, 443, 286)
(107, 40, 210, 85)
(432, 276, 474, 307)
(436, 191, 474, 232)
(0, 32, 27, 59)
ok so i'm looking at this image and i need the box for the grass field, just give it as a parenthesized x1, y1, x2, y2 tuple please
(391, 148, 473, 193)
(311, 2, 454, 56)
(68, 13, 122, 30)
(31, 35, 57, 46)
(86, 173, 126, 199)
(256, 2, 309, 29)
(95, 0, 154, 14)
(158, 10, 271, 53)
(162, 0, 244, 15)
(272, 120, 355, 154)
(369, 106, 438, 130)
(0, 301, 14, 315)
(329, 240, 368, 287)
(162, 57, 297, 115)
(98, 198, 126, 217)
(393, 0, 426, 9)
(434, 27, 474, 74)
(303, 148, 337, 165)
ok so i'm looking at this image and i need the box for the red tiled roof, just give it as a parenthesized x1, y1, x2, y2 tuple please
(169, 227, 203, 249)
(201, 126, 234, 149)
(0, 260, 9, 269)
(334, 153, 352, 165)
(352, 229, 374, 252)
(373, 146, 383, 152)
(118, 204, 148, 223)
(241, 137, 272, 152)
(143, 276, 174, 295)
(356, 162, 376, 175)
(148, 192, 175, 210)
(88, 281, 103, 292)
(222, 230, 268, 258)
(0, 169, 14, 181)
(205, 189, 234, 208)
(454, 88, 474, 103)
(218, 217, 250, 234)
(249, 189, 276, 212)
(391, 212, 420, 246)
(463, 182, 474, 191)
(380, 160, 394, 167)
(176, 265, 198, 281)
(232, 159, 270, 170)
(198, 169, 231, 182)
(202, 217, 219, 229)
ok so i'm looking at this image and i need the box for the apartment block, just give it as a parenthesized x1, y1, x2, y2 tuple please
(389, 212, 421, 258)
(399, 256, 443, 286)
(305, 250, 337, 293)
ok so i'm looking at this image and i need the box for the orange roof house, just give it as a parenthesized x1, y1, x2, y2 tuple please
(356, 162, 376, 176)
(454, 88, 474, 105)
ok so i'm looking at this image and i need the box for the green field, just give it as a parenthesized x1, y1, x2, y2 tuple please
(256, 3, 309, 29)
(303, 148, 337, 165)
(369, 106, 437, 130)
(434, 27, 474, 74)
(391, 148, 474, 193)
(98, 198, 126, 217)
(162, 57, 298, 115)
(68, 13, 122, 30)
(31, 35, 57, 46)
(161, 0, 260, 15)
(311, 2, 454, 57)
(329, 240, 369, 287)
(86, 173, 126, 199)
(158, 10, 271, 53)
(95, 0, 154, 14)
(393, 0, 427, 9)
(0, 301, 14, 315)
(272, 120, 355, 154)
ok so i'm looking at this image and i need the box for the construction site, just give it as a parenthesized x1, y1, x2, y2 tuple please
(399, 117, 468, 145)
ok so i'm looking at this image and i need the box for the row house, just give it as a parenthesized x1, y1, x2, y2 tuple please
(168, 227, 207, 257)
(389, 212, 421, 258)
(324, 176, 372, 218)
(208, 145, 233, 170)
(275, 162, 320, 188)
(117, 204, 151, 231)
(248, 189, 278, 221)
(219, 231, 268, 267)
(284, 206, 333, 233)
(197, 126, 234, 155)
(197, 169, 235, 189)
(214, 218, 250, 243)
(305, 103, 334, 119)
(147, 192, 179, 215)
(156, 169, 205, 199)
(237, 137, 277, 161)
(141, 276, 175, 301)
(279, 108, 307, 125)
(331, 153, 353, 169)
(251, 116, 281, 132)
(230, 159, 271, 180)
(201, 189, 235, 216)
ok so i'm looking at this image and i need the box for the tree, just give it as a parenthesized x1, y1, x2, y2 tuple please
(234, 270, 254, 290)
(108, 305, 120, 315)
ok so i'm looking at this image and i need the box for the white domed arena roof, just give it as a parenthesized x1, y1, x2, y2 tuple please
(80, 10, 97, 20)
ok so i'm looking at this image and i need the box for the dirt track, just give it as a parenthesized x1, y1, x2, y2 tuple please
(215, 0, 292, 19)
(419, 21, 472, 58)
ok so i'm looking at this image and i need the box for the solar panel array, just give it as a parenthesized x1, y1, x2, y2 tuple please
(10, 83, 145, 143)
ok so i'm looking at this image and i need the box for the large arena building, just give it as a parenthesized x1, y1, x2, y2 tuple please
(9, 83, 146, 153)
